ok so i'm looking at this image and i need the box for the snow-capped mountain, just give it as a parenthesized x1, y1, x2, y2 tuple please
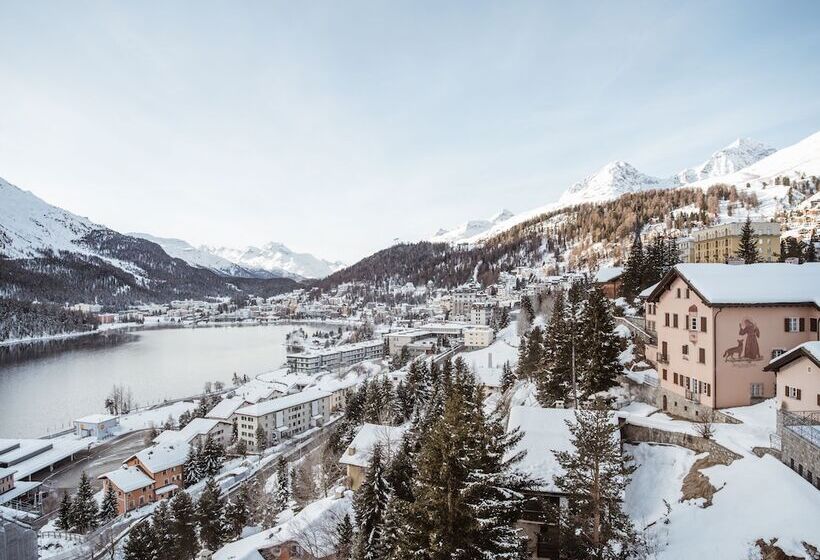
(0, 176, 100, 259)
(129, 233, 258, 277)
(674, 137, 776, 184)
(430, 209, 514, 243)
(433, 136, 785, 245)
(558, 161, 675, 206)
(204, 243, 345, 280)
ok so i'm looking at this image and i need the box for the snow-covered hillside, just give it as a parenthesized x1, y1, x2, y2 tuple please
(0, 176, 100, 259)
(430, 209, 514, 243)
(205, 242, 345, 280)
(130, 233, 256, 277)
(433, 132, 819, 246)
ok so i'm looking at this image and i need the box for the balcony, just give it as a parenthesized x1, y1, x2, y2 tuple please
(657, 354, 669, 365)
(685, 390, 700, 404)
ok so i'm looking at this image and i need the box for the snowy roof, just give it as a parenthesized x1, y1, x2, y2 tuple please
(131, 441, 189, 473)
(155, 418, 229, 445)
(213, 492, 354, 560)
(206, 397, 248, 420)
(647, 263, 820, 306)
(74, 414, 118, 424)
(594, 266, 624, 283)
(236, 389, 331, 418)
(0, 467, 16, 479)
(638, 282, 658, 299)
(764, 341, 820, 372)
(339, 423, 410, 468)
(506, 406, 619, 493)
(100, 465, 154, 492)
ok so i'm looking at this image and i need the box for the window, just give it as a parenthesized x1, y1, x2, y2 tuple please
(784, 317, 804, 332)
(750, 383, 763, 397)
(700, 317, 707, 332)
(673, 372, 678, 384)
(682, 345, 689, 358)
(698, 348, 706, 364)
(786, 386, 802, 400)
(771, 348, 786, 359)
(706, 383, 711, 397)
(689, 316, 698, 331)
(676, 288, 681, 298)
(664, 313, 670, 327)
(662, 369, 668, 380)
(673, 314, 679, 328)
(811, 318, 818, 333)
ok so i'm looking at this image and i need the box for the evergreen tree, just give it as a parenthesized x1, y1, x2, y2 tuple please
(537, 291, 572, 406)
(335, 513, 355, 560)
(521, 326, 544, 379)
(199, 435, 226, 478)
(184, 445, 202, 487)
(197, 478, 226, 552)
(353, 443, 390, 560)
(553, 405, 637, 560)
(500, 361, 516, 394)
(98, 483, 119, 524)
(170, 491, 200, 560)
(385, 436, 414, 503)
(578, 287, 622, 397)
(123, 521, 157, 560)
(805, 239, 817, 262)
(56, 491, 73, 531)
(224, 486, 252, 540)
(271, 456, 291, 512)
(735, 217, 760, 264)
(71, 472, 99, 534)
(152, 500, 175, 560)
(620, 229, 644, 300)
(520, 296, 535, 326)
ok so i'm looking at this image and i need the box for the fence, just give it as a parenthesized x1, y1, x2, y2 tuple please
(782, 410, 820, 448)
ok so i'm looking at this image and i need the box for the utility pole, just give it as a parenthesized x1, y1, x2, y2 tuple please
(571, 330, 578, 409)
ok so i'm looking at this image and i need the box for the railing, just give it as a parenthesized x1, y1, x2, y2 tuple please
(685, 390, 700, 404)
(782, 410, 820, 448)
(656, 354, 669, 365)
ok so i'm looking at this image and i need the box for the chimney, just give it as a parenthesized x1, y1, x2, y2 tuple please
(347, 446, 355, 455)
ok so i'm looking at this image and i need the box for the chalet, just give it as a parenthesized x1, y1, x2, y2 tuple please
(644, 263, 820, 420)
(339, 423, 409, 490)
(764, 341, 820, 489)
(594, 266, 624, 299)
(125, 441, 188, 499)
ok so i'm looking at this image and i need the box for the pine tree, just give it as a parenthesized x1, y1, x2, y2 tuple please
(199, 435, 225, 478)
(500, 361, 516, 394)
(152, 500, 175, 560)
(170, 491, 200, 560)
(578, 287, 622, 397)
(537, 291, 572, 406)
(123, 521, 157, 560)
(98, 483, 119, 524)
(71, 472, 99, 534)
(620, 229, 644, 300)
(224, 486, 252, 540)
(197, 478, 226, 552)
(553, 405, 637, 560)
(56, 491, 73, 531)
(335, 513, 355, 560)
(184, 445, 202, 487)
(805, 239, 817, 262)
(255, 425, 268, 451)
(735, 217, 760, 264)
(353, 443, 390, 560)
(271, 456, 291, 512)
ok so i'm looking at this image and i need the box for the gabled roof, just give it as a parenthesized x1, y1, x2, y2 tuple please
(594, 266, 624, 284)
(646, 263, 820, 307)
(100, 465, 154, 492)
(339, 423, 409, 468)
(130, 441, 189, 473)
(236, 388, 331, 418)
(764, 341, 820, 372)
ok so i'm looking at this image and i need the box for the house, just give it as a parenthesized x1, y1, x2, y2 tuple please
(594, 266, 624, 299)
(206, 396, 249, 423)
(98, 466, 156, 514)
(235, 389, 332, 451)
(644, 263, 820, 420)
(763, 341, 820, 489)
(286, 339, 384, 374)
(505, 406, 621, 559)
(125, 441, 188, 498)
(339, 423, 409, 490)
(73, 414, 119, 440)
(0, 468, 14, 495)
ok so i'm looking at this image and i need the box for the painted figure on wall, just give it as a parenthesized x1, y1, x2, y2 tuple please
(738, 318, 761, 360)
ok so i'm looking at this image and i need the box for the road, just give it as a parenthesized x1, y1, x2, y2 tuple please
(36, 430, 150, 494)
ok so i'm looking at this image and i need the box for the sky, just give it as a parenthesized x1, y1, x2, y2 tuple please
(1, 1, 819, 263)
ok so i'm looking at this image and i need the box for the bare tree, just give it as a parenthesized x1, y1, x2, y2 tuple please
(695, 410, 715, 440)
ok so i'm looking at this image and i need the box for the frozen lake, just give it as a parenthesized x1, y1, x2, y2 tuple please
(0, 324, 320, 438)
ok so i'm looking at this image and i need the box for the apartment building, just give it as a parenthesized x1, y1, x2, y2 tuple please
(235, 389, 332, 451)
(645, 263, 819, 420)
(690, 221, 780, 263)
(153, 417, 233, 448)
(463, 325, 495, 349)
(286, 339, 384, 374)
(470, 302, 495, 326)
(764, 342, 820, 490)
(451, 289, 480, 319)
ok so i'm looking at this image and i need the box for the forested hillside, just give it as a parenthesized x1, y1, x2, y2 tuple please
(0, 299, 98, 341)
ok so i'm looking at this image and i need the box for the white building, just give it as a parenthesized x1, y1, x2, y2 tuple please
(463, 326, 495, 349)
(154, 417, 233, 448)
(73, 414, 119, 440)
(235, 389, 332, 451)
(287, 339, 384, 374)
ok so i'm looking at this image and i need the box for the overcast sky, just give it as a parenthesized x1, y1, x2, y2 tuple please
(1, 1, 819, 263)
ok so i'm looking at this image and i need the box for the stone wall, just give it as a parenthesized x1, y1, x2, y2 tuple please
(620, 422, 742, 464)
(654, 386, 740, 424)
(0, 518, 38, 560)
(781, 429, 820, 490)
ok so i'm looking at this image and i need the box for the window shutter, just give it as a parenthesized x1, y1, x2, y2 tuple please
(784, 385, 790, 397)
(707, 383, 711, 397)
(811, 318, 818, 332)
(700, 317, 706, 332)
(799, 318, 805, 332)
(797, 389, 802, 400)
(785, 318, 790, 332)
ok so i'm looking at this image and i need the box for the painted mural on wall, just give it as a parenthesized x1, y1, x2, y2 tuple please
(722, 318, 763, 363)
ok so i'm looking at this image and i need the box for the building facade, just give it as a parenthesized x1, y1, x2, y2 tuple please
(235, 389, 332, 451)
(690, 221, 780, 263)
(286, 339, 384, 374)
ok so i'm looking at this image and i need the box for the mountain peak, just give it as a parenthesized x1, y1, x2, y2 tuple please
(676, 137, 775, 184)
(559, 160, 671, 205)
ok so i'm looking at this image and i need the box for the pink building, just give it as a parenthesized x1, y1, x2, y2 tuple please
(645, 263, 820, 420)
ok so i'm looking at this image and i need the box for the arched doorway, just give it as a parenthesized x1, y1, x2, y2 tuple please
(662, 395, 668, 411)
